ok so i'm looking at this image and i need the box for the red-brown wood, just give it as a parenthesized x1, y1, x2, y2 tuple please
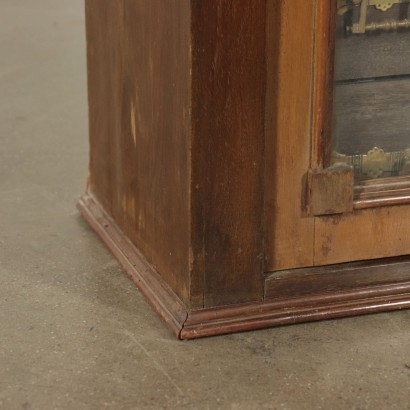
(80, 0, 410, 339)
(264, 0, 316, 271)
(308, 163, 354, 216)
(265, 256, 410, 300)
(190, 0, 266, 308)
(182, 292, 410, 339)
(311, 0, 337, 170)
(354, 177, 410, 209)
(78, 193, 410, 340)
(77, 193, 187, 338)
(85, 0, 192, 304)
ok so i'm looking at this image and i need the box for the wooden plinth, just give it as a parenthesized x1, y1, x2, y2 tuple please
(78, 193, 410, 340)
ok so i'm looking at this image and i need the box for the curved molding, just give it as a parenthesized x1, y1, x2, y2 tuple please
(78, 193, 410, 339)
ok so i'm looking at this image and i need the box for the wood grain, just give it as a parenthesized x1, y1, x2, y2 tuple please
(77, 193, 188, 338)
(264, 0, 316, 271)
(308, 163, 354, 216)
(82, 1, 410, 338)
(314, 205, 410, 265)
(354, 177, 410, 209)
(311, 0, 337, 169)
(182, 284, 410, 339)
(78, 194, 410, 340)
(191, 0, 266, 307)
(265, 256, 410, 300)
(85, 0, 192, 303)
(266, 0, 410, 269)
(85, 1, 123, 216)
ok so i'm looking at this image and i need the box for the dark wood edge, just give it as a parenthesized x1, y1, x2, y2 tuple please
(354, 177, 410, 209)
(190, 1, 266, 307)
(181, 289, 410, 339)
(354, 195, 410, 209)
(355, 176, 410, 191)
(265, 255, 410, 300)
(77, 193, 188, 339)
(310, 0, 337, 170)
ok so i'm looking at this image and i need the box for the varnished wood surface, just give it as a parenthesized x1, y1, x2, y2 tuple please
(314, 205, 410, 266)
(85, 0, 192, 303)
(191, 0, 266, 307)
(77, 193, 188, 338)
(78, 193, 410, 339)
(265, 256, 410, 300)
(354, 177, 410, 209)
(264, 0, 316, 271)
(86, 0, 267, 308)
(82, 0, 410, 335)
(311, 0, 337, 169)
(85, 1, 122, 217)
(267, 0, 410, 270)
(182, 287, 410, 339)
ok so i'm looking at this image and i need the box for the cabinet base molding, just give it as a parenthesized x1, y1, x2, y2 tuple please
(182, 293, 410, 339)
(78, 193, 410, 340)
(77, 193, 188, 339)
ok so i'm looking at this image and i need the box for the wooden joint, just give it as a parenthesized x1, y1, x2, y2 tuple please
(307, 163, 354, 216)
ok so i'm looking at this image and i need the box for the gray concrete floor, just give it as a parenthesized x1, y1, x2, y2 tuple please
(1, 1, 410, 409)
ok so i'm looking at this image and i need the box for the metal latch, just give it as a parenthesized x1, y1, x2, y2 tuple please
(338, 0, 410, 33)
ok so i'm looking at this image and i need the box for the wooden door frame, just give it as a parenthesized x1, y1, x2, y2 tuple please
(266, 0, 410, 271)
(311, 0, 410, 210)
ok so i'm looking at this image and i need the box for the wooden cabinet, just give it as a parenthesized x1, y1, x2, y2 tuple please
(79, 0, 410, 339)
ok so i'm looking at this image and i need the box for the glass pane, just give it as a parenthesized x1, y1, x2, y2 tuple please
(333, 0, 410, 181)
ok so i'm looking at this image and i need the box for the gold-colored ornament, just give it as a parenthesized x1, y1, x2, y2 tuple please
(338, 0, 410, 33)
(331, 147, 410, 180)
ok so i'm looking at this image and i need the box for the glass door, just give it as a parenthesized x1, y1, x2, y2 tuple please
(332, 0, 410, 206)
(312, 0, 410, 265)
(265, 0, 410, 272)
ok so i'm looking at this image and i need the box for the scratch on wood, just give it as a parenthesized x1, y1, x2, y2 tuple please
(130, 99, 137, 147)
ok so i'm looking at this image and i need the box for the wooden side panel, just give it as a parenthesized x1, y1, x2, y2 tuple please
(191, 0, 266, 307)
(314, 206, 410, 266)
(85, 1, 123, 216)
(78, 194, 188, 339)
(85, 0, 192, 304)
(264, 0, 316, 271)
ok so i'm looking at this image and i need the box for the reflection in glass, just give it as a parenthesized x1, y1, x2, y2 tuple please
(332, 0, 410, 181)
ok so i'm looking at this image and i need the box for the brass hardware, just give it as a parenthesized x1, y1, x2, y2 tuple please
(372, 1, 397, 12)
(370, 0, 405, 12)
(337, 0, 410, 33)
(331, 148, 410, 180)
(352, 19, 410, 32)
